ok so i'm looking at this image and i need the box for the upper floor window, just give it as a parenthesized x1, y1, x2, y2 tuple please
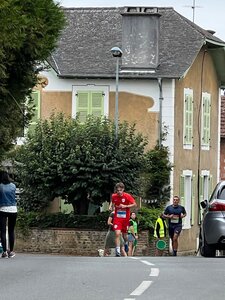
(201, 92, 211, 150)
(183, 88, 193, 149)
(76, 91, 104, 123)
(17, 90, 40, 144)
(72, 85, 109, 122)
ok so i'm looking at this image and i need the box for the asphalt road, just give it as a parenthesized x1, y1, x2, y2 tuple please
(0, 254, 225, 300)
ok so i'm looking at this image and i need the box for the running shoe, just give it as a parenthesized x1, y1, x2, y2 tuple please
(2, 252, 8, 258)
(115, 251, 121, 257)
(8, 251, 16, 258)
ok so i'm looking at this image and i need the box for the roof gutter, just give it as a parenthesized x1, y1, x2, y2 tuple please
(205, 38, 225, 48)
(51, 55, 61, 75)
(157, 78, 163, 146)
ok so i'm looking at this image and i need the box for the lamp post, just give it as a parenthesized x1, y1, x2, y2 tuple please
(110, 46, 123, 140)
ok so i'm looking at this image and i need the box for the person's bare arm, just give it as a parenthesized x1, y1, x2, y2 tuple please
(119, 202, 137, 209)
(107, 216, 113, 226)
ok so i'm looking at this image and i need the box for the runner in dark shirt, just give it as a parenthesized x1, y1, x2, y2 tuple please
(163, 196, 186, 256)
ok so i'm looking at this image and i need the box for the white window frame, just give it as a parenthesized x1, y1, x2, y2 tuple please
(16, 90, 41, 145)
(199, 170, 211, 223)
(72, 84, 109, 118)
(181, 170, 193, 229)
(201, 92, 211, 150)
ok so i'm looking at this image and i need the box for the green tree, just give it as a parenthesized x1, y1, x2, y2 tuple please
(140, 144, 172, 207)
(0, 0, 65, 160)
(15, 114, 147, 214)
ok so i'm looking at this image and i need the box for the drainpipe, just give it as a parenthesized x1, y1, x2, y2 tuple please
(158, 78, 163, 146)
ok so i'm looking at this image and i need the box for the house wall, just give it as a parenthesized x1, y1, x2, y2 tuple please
(41, 61, 222, 254)
(173, 47, 220, 252)
(40, 70, 174, 152)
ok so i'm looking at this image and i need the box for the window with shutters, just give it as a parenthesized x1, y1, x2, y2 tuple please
(29, 90, 41, 133)
(183, 88, 193, 149)
(76, 91, 104, 122)
(179, 170, 194, 229)
(72, 85, 109, 122)
(17, 90, 40, 143)
(201, 92, 211, 150)
(198, 171, 213, 224)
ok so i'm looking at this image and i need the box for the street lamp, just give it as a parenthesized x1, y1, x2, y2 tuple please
(110, 46, 123, 140)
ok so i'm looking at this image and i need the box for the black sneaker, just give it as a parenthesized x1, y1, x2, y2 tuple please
(116, 252, 121, 257)
(2, 252, 8, 258)
(8, 251, 16, 258)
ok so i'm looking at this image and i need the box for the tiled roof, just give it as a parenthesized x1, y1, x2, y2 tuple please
(49, 7, 225, 79)
(221, 96, 225, 137)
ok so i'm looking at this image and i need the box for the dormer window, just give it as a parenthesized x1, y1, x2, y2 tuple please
(121, 7, 161, 71)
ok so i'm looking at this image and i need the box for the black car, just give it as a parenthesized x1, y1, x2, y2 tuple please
(199, 181, 225, 257)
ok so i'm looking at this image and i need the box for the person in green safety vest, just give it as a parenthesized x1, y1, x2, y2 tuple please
(154, 213, 167, 256)
(128, 212, 138, 256)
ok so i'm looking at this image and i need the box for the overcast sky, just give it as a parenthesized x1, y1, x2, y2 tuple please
(58, 0, 225, 41)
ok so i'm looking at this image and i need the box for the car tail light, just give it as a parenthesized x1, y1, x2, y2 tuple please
(209, 201, 225, 211)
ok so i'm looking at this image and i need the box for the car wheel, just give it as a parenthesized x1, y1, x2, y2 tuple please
(201, 239, 216, 257)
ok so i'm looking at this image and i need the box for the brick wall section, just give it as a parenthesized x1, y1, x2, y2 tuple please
(15, 228, 169, 256)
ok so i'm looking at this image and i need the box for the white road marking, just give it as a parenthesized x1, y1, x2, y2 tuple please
(140, 260, 155, 266)
(130, 281, 152, 296)
(124, 299, 135, 300)
(149, 268, 159, 277)
(129, 257, 139, 260)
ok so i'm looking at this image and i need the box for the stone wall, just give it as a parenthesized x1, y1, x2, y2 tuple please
(15, 228, 166, 256)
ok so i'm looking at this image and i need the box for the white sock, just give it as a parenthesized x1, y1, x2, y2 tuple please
(116, 246, 120, 254)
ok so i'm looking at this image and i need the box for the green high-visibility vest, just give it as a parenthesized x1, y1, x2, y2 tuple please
(154, 217, 166, 238)
(128, 219, 138, 234)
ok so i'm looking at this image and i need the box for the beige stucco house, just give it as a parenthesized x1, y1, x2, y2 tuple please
(33, 6, 225, 253)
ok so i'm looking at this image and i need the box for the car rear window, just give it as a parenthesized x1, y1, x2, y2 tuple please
(218, 187, 225, 199)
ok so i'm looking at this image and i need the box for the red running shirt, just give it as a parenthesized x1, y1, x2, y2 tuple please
(111, 192, 136, 221)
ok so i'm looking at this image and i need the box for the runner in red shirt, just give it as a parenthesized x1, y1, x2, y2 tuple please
(111, 182, 137, 257)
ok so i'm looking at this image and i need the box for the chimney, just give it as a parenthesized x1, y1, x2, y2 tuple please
(207, 29, 216, 35)
(121, 7, 161, 71)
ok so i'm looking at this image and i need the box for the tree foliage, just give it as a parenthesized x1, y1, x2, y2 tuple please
(140, 144, 172, 207)
(0, 0, 65, 160)
(14, 114, 147, 214)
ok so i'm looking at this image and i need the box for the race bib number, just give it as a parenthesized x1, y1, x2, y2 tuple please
(171, 218, 179, 223)
(171, 215, 179, 223)
(117, 210, 126, 218)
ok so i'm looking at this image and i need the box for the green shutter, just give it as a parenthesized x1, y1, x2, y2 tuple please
(183, 90, 193, 145)
(202, 94, 211, 147)
(90, 92, 104, 117)
(76, 91, 104, 122)
(29, 90, 40, 133)
(179, 175, 185, 206)
(76, 91, 89, 122)
(191, 175, 196, 225)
